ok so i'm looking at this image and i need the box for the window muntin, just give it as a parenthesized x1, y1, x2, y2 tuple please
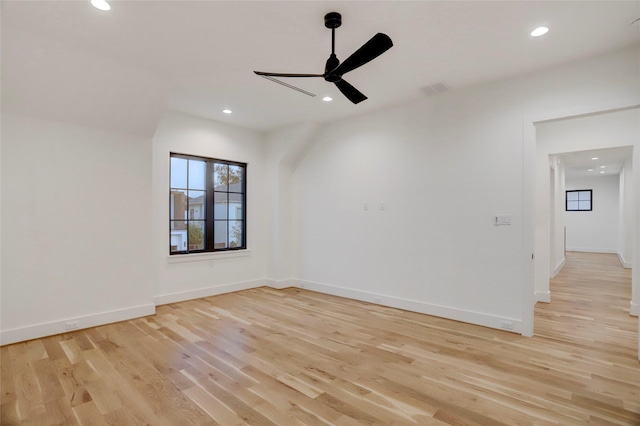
(170, 154, 246, 254)
(566, 189, 592, 211)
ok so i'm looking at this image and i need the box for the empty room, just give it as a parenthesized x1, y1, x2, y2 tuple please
(1, 1, 639, 424)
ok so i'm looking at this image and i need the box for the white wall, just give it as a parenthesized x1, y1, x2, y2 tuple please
(283, 73, 532, 332)
(619, 159, 634, 268)
(264, 122, 319, 286)
(549, 156, 567, 280)
(267, 46, 640, 336)
(1, 113, 155, 345)
(565, 175, 620, 253)
(151, 111, 269, 304)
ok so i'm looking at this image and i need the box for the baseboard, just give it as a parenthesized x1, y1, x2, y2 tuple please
(295, 279, 523, 334)
(154, 279, 266, 305)
(552, 258, 566, 278)
(565, 249, 631, 268)
(535, 291, 551, 303)
(265, 279, 297, 290)
(631, 301, 639, 317)
(0, 303, 156, 346)
(566, 248, 617, 254)
(617, 252, 632, 269)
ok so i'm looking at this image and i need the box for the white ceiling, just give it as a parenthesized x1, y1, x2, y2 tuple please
(559, 146, 634, 179)
(2, 1, 640, 134)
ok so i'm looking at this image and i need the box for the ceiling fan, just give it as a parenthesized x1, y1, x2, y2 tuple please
(254, 12, 393, 104)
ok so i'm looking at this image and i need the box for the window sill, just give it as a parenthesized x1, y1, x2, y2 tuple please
(167, 250, 250, 264)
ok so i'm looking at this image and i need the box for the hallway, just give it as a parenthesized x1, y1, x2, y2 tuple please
(535, 251, 636, 357)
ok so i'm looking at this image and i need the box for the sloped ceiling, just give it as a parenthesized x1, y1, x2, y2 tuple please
(2, 1, 639, 136)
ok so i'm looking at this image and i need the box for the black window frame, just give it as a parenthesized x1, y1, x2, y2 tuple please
(565, 189, 592, 212)
(169, 153, 247, 254)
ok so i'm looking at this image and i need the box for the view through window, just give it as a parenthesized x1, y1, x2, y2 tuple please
(170, 154, 246, 254)
(565, 189, 592, 211)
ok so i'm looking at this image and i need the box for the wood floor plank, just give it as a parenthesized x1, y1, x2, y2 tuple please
(180, 366, 277, 425)
(71, 400, 110, 426)
(1, 252, 638, 424)
(182, 385, 237, 426)
(44, 397, 81, 426)
(0, 402, 21, 426)
(1, 346, 17, 404)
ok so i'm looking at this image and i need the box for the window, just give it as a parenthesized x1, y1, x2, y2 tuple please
(170, 153, 246, 254)
(566, 189, 592, 211)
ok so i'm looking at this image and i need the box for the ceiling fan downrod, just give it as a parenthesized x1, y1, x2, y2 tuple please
(324, 12, 341, 77)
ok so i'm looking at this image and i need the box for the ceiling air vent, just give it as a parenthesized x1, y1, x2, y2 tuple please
(421, 82, 452, 96)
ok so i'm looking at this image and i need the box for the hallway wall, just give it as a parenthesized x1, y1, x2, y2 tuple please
(565, 175, 620, 253)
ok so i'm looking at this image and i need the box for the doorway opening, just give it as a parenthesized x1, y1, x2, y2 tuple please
(527, 105, 639, 359)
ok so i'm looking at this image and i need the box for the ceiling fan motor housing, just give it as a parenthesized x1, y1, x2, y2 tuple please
(324, 54, 341, 78)
(324, 12, 342, 29)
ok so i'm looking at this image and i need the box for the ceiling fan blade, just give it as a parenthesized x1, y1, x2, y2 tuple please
(332, 33, 393, 76)
(254, 71, 324, 78)
(257, 75, 316, 97)
(334, 79, 367, 104)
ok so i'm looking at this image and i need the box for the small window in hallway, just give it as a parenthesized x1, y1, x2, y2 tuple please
(566, 189, 592, 211)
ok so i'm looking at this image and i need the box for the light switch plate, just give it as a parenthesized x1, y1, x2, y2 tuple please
(494, 214, 511, 226)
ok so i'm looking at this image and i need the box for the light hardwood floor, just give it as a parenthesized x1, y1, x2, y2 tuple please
(2, 252, 638, 425)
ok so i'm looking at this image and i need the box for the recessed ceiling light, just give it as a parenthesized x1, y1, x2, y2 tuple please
(322, 96, 333, 102)
(600, 165, 606, 168)
(591, 157, 599, 160)
(91, 0, 111, 11)
(600, 171, 605, 174)
(222, 109, 232, 114)
(587, 169, 594, 172)
(531, 26, 549, 37)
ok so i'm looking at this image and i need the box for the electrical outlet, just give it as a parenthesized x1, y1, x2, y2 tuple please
(65, 321, 79, 331)
(500, 320, 513, 330)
